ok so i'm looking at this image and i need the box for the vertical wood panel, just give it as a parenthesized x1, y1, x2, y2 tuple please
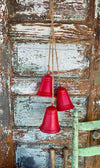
(0, 1, 14, 167)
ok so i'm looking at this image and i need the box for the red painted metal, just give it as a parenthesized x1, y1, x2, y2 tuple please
(37, 74, 52, 97)
(39, 106, 60, 134)
(56, 87, 74, 111)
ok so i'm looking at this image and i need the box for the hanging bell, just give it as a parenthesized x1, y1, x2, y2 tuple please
(36, 74, 52, 97)
(56, 87, 74, 111)
(39, 106, 60, 134)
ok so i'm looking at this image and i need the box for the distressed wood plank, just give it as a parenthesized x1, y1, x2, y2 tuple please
(11, 77, 90, 96)
(79, 120, 100, 131)
(0, 1, 14, 167)
(15, 144, 85, 168)
(9, 23, 94, 42)
(79, 146, 100, 157)
(13, 96, 87, 127)
(11, 42, 90, 77)
(13, 128, 88, 147)
(9, 0, 90, 22)
(15, 144, 73, 168)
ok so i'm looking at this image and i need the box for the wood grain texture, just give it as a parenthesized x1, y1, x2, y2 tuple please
(9, 23, 94, 42)
(84, 2, 100, 167)
(11, 42, 90, 77)
(0, 1, 14, 167)
(11, 77, 90, 96)
(9, 0, 90, 22)
(13, 128, 88, 149)
(13, 96, 87, 127)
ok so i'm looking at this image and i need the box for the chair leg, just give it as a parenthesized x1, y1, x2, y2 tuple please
(50, 148, 55, 168)
(72, 109, 78, 168)
(64, 148, 68, 168)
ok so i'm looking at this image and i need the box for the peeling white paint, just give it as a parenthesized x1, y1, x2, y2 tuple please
(12, 42, 89, 77)
(95, 0, 100, 18)
(11, 80, 37, 94)
(0, 109, 4, 115)
(13, 96, 87, 127)
(10, 23, 93, 42)
(15, 0, 89, 20)
(13, 128, 72, 143)
(96, 100, 100, 105)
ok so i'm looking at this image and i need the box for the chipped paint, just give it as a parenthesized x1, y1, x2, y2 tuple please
(9, 23, 94, 42)
(9, 0, 90, 21)
(13, 96, 87, 127)
(95, 0, 100, 18)
(13, 128, 88, 147)
(0, 0, 100, 167)
(12, 42, 90, 77)
(11, 77, 90, 95)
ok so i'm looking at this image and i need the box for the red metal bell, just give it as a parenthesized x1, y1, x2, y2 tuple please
(56, 87, 74, 111)
(39, 106, 60, 134)
(36, 74, 52, 97)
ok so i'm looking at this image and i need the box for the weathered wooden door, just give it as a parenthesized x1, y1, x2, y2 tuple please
(0, 0, 100, 167)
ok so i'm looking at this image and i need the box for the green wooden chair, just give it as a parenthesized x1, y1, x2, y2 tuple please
(72, 109, 100, 168)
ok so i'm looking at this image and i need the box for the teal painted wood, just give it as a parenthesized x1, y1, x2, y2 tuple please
(11, 77, 90, 96)
(15, 144, 67, 168)
(13, 96, 87, 127)
(12, 42, 90, 77)
(72, 109, 78, 168)
(79, 120, 100, 131)
(79, 145, 100, 157)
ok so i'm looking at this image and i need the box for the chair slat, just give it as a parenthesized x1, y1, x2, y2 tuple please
(79, 145, 100, 157)
(79, 120, 100, 131)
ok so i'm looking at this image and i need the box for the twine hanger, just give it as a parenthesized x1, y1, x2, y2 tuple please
(47, 0, 61, 105)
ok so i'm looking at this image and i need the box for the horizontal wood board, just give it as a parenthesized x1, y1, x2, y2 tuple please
(13, 128, 88, 147)
(11, 77, 90, 96)
(9, 0, 90, 22)
(13, 96, 87, 127)
(9, 23, 94, 42)
(11, 42, 90, 77)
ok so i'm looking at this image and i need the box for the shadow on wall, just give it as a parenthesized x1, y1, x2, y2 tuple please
(17, 157, 38, 168)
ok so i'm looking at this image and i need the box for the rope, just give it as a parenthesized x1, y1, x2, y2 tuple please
(48, 39, 51, 72)
(51, 0, 55, 105)
(48, 0, 61, 105)
(54, 39, 61, 87)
